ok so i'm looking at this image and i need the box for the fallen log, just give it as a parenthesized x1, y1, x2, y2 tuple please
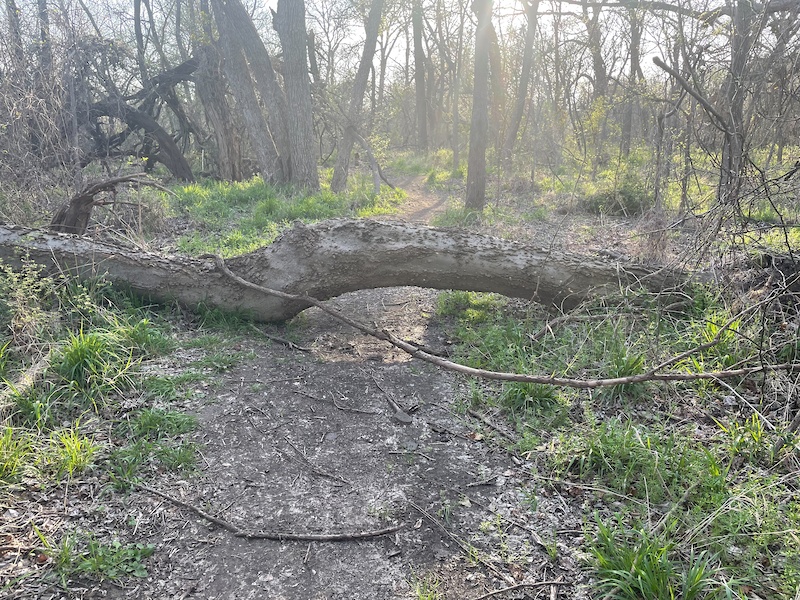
(0, 219, 688, 322)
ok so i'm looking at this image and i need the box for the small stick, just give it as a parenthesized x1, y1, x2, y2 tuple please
(283, 436, 352, 486)
(136, 483, 404, 541)
(467, 409, 516, 441)
(410, 501, 514, 586)
(248, 324, 312, 352)
(470, 580, 566, 600)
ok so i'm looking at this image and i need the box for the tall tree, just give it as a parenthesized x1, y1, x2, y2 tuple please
(465, 0, 492, 212)
(273, 0, 319, 190)
(330, 0, 384, 192)
(412, 0, 428, 152)
(214, 0, 291, 181)
(212, 0, 282, 181)
(501, 0, 540, 169)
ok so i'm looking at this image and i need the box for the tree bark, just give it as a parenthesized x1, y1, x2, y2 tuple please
(501, 0, 540, 169)
(330, 0, 384, 193)
(273, 0, 320, 190)
(0, 220, 687, 323)
(465, 0, 492, 212)
(89, 100, 194, 181)
(412, 0, 428, 153)
(213, 4, 282, 182)
(195, 45, 244, 181)
(214, 0, 291, 181)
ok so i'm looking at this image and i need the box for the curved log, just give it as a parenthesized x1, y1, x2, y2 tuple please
(0, 219, 689, 322)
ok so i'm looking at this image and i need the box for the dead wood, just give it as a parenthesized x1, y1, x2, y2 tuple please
(208, 252, 800, 388)
(49, 174, 171, 235)
(0, 219, 687, 323)
(136, 483, 405, 542)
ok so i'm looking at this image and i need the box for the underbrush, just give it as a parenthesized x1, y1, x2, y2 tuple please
(167, 173, 405, 257)
(436, 288, 800, 598)
(0, 258, 244, 591)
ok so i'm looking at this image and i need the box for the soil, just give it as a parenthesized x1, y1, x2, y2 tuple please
(12, 178, 609, 600)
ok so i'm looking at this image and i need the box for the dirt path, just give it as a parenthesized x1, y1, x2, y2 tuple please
(97, 183, 589, 600)
(389, 175, 451, 224)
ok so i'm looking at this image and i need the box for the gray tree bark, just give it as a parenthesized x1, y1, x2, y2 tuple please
(465, 0, 492, 212)
(330, 0, 384, 193)
(0, 220, 687, 323)
(214, 0, 292, 181)
(500, 0, 540, 169)
(412, 0, 428, 152)
(274, 0, 320, 190)
(212, 2, 282, 182)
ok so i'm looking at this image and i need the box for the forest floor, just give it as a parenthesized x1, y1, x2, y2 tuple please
(3, 177, 599, 600)
(6, 175, 794, 599)
(105, 178, 593, 600)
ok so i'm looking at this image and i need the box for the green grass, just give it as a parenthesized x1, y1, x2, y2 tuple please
(51, 534, 155, 584)
(435, 285, 800, 597)
(0, 426, 31, 483)
(592, 520, 723, 600)
(48, 425, 100, 478)
(0, 262, 211, 587)
(167, 175, 405, 257)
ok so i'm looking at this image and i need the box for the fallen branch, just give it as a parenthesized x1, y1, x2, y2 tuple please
(471, 580, 566, 600)
(409, 500, 515, 586)
(136, 483, 404, 541)
(210, 255, 800, 389)
(49, 174, 171, 235)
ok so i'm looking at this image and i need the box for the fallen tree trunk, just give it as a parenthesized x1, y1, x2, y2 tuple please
(0, 219, 688, 322)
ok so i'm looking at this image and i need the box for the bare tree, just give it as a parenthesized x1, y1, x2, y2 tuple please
(330, 0, 385, 192)
(412, 0, 429, 152)
(465, 0, 492, 212)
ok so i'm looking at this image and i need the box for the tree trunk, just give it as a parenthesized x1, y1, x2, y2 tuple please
(330, 0, 384, 193)
(412, 0, 428, 153)
(465, 0, 492, 212)
(213, 4, 282, 181)
(501, 0, 539, 169)
(0, 220, 687, 323)
(273, 0, 320, 190)
(214, 0, 291, 181)
(89, 100, 194, 181)
(719, 0, 754, 205)
(620, 7, 642, 158)
(195, 45, 244, 181)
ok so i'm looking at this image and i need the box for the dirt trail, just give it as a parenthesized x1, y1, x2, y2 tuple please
(390, 175, 451, 224)
(101, 182, 589, 600)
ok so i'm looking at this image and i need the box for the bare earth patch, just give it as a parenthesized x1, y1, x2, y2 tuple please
(91, 288, 591, 600)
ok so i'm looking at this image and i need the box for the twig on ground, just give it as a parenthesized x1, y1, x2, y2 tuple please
(409, 501, 515, 586)
(136, 483, 404, 541)
(467, 408, 516, 441)
(370, 372, 413, 423)
(283, 436, 352, 486)
(470, 579, 566, 600)
(248, 324, 312, 351)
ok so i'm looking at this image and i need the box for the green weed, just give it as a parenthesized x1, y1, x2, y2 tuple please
(716, 413, 770, 463)
(49, 425, 100, 478)
(592, 520, 719, 600)
(55, 330, 136, 405)
(124, 408, 196, 439)
(553, 419, 723, 503)
(0, 426, 31, 483)
(154, 442, 196, 471)
(410, 573, 442, 600)
(51, 534, 154, 584)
